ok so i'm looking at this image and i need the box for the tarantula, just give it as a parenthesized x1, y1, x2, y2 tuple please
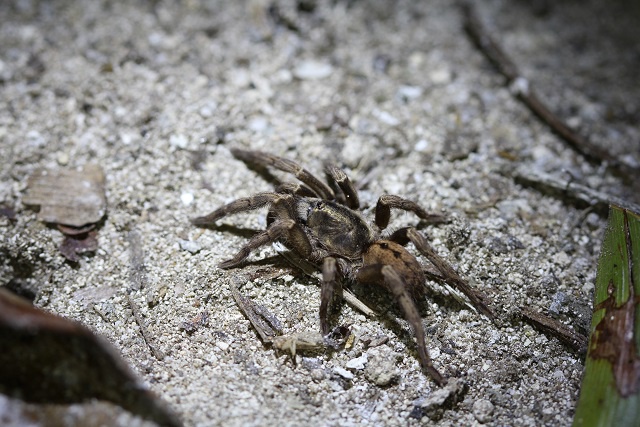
(192, 149, 487, 386)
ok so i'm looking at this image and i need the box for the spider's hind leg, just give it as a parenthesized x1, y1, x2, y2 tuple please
(357, 263, 446, 386)
(390, 227, 495, 320)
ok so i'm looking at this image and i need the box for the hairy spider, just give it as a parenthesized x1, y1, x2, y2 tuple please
(193, 149, 471, 386)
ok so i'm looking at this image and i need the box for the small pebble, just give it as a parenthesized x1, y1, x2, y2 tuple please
(199, 102, 217, 118)
(413, 379, 468, 421)
(310, 369, 325, 382)
(334, 367, 354, 380)
(293, 60, 333, 80)
(372, 109, 400, 126)
(56, 152, 69, 165)
(346, 354, 368, 370)
(180, 191, 194, 206)
(472, 399, 494, 423)
(248, 116, 270, 132)
(179, 239, 201, 254)
(429, 68, 452, 85)
(397, 85, 423, 101)
(170, 133, 189, 149)
(216, 341, 230, 351)
(552, 370, 565, 381)
(365, 347, 399, 386)
(415, 139, 430, 152)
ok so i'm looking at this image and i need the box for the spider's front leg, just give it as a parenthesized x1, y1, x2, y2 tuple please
(325, 165, 359, 209)
(357, 262, 446, 386)
(192, 192, 316, 268)
(218, 218, 311, 268)
(231, 149, 334, 200)
(375, 195, 447, 230)
(191, 192, 284, 225)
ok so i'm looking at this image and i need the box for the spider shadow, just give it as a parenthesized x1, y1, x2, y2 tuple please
(241, 163, 285, 188)
(348, 279, 468, 361)
(196, 223, 260, 239)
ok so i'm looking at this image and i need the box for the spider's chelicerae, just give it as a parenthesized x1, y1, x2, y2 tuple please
(192, 149, 492, 386)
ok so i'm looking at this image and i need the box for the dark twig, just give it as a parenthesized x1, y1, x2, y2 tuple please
(520, 306, 588, 355)
(126, 230, 164, 360)
(512, 167, 640, 216)
(127, 230, 147, 291)
(126, 294, 165, 360)
(229, 279, 283, 342)
(229, 278, 347, 358)
(462, 3, 632, 176)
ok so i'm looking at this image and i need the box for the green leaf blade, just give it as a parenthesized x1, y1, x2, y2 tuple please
(573, 206, 640, 427)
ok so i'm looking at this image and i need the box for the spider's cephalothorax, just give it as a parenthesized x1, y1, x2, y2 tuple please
(192, 149, 459, 385)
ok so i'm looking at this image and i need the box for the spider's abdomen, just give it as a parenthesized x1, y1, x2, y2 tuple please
(301, 199, 374, 259)
(363, 240, 425, 297)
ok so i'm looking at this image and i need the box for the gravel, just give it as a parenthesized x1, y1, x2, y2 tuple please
(1, 1, 639, 426)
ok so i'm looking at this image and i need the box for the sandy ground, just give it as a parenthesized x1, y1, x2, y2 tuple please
(2, 0, 640, 426)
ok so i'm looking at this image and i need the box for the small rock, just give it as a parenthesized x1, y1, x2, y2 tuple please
(411, 378, 468, 421)
(346, 354, 368, 370)
(397, 85, 423, 101)
(228, 68, 251, 87)
(429, 68, 452, 85)
(169, 133, 189, 149)
(56, 152, 69, 166)
(248, 116, 270, 133)
(292, 60, 333, 80)
(485, 237, 508, 255)
(414, 139, 430, 152)
(199, 102, 217, 118)
(364, 347, 399, 387)
(310, 369, 325, 382)
(472, 399, 494, 424)
(554, 251, 570, 267)
(552, 370, 565, 381)
(372, 109, 400, 126)
(509, 76, 530, 96)
(548, 291, 567, 316)
(334, 367, 354, 380)
(180, 191, 194, 206)
(585, 212, 601, 230)
(179, 239, 201, 254)
(216, 341, 230, 351)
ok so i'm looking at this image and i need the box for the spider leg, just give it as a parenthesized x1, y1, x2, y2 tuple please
(390, 227, 495, 320)
(325, 165, 360, 209)
(191, 192, 286, 225)
(219, 218, 312, 268)
(319, 257, 343, 335)
(375, 195, 447, 230)
(357, 263, 446, 386)
(275, 182, 318, 198)
(231, 149, 334, 200)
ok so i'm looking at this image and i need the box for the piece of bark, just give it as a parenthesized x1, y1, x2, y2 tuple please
(23, 164, 107, 227)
